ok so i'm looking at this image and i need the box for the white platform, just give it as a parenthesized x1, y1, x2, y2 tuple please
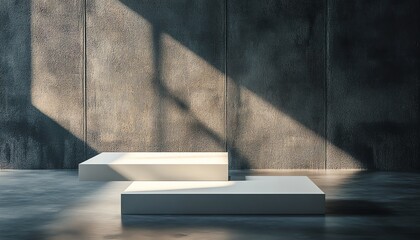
(121, 176, 325, 214)
(79, 152, 228, 181)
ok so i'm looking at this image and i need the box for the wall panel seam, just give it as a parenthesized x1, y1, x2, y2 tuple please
(224, 0, 228, 152)
(324, 0, 330, 169)
(83, 0, 87, 160)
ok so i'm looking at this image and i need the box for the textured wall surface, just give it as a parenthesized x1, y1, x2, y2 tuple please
(0, 0, 419, 170)
(86, 0, 225, 155)
(0, 0, 87, 168)
(227, 0, 326, 169)
(327, 0, 420, 170)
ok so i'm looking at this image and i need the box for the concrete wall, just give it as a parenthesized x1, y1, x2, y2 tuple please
(1, 0, 419, 170)
(0, 0, 88, 168)
(86, 0, 225, 155)
(227, 0, 326, 169)
(327, 0, 420, 170)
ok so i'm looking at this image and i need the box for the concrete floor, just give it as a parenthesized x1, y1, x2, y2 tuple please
(0, 170, 419, 240)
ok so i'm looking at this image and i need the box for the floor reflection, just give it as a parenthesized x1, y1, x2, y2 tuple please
(1, 170, 419, 239)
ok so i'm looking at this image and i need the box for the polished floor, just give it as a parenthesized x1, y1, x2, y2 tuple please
(0, 170, 419, 240)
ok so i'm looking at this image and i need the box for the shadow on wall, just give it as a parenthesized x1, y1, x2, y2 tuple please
(1, 0, 419, 170)
(114, 0, 252, 168)
(326, 0, 420, 170)
(0, 1, 96, 168)
(150, 26, 226, 153)
(146, 2, 249, 168)
(120, 0, 420, 170)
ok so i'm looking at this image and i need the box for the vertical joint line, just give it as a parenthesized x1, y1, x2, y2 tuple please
(83, 0, 87, 159)
(324, 0, 329, 170)
(224, 0, 228, 152)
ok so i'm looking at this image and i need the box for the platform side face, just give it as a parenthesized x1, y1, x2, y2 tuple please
(122, 176, 324, 194)
(121, 194, 325, 214)
(79, 152, 229, 164)
(79, 163, 228, 181)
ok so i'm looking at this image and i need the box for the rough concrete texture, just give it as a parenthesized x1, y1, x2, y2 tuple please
(86, 0, 225, 154)
(327, 0, 420, 170)
(227, 0, 326, 169)
(1, 0, 419, 170)
(0, 0, 88, 168)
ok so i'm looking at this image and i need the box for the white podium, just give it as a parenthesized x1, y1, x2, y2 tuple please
(78, 152, 325, 214)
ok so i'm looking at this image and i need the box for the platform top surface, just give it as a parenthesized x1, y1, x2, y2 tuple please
(123, 176, 324, 195)
(80, 152, 228, 165)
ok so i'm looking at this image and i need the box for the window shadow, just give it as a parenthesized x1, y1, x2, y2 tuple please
(119, 0, 420, 170)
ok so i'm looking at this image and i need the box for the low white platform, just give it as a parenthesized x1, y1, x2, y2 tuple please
(121, 176, 325, 214)
(79, 152, 228, 181)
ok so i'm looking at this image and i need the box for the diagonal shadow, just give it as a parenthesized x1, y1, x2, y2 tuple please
(118, 0, 327, 169)
(2, 0, 418, 171)
(119, 0, 420, 170)
(146, 8, 250, 167)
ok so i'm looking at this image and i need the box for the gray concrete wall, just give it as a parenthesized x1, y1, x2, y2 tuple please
(1, 0, 419, 170)
(227, 0, 326, 169)
(0, 0, 88, 168)
(86, 0, 226, 155)
(326, 0, 420, 170)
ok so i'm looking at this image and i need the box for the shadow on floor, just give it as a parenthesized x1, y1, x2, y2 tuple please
(325, 199, 394, 216)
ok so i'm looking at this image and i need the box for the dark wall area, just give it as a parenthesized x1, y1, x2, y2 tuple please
(327, 0, 420, 170)
(0, 0, 419, 170)
(227, 0, 326, 169)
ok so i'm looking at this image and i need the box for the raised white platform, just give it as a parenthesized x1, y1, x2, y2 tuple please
(121, 176, 325, 214)
(79, 152, 228, 181)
